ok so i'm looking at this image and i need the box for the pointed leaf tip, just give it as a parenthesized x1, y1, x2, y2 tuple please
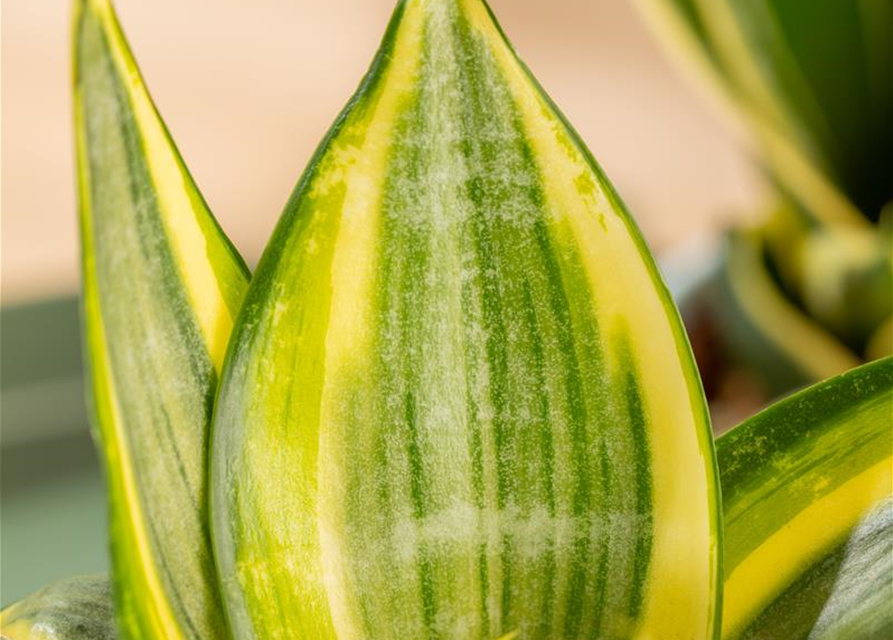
(211, 0, 720, 638)
(74, 1, 249, 638)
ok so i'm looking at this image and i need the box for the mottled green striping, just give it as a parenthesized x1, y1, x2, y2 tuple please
(211, 0, 716, 638)
(76, 8, 229, 640)
(329, 4, 654, 639)
(450, 12, 602, 637)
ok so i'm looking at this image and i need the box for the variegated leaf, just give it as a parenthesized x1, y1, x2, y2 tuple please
(637, 0, 892, 226)
(73, 0, 249, 637)
(0, 575, 116, 640)
(210, 0, 721, 638)
(718, 357, 893, 639)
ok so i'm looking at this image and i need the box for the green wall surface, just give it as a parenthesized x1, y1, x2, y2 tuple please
(1, 298, 108, 607)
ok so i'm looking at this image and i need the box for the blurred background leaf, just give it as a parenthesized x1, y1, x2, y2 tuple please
(640, 0, 893, 415)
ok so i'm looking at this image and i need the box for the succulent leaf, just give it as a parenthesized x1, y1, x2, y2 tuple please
(0, 575, 116, 640)
(210, 0, 721, 638)
(73, 1, 249, 637)
(718, 357, 893, 639)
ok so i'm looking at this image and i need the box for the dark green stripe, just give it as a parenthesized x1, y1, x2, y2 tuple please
(451, 12, 543, 635)
(519, 280, 557, 634)
(616, 334, 654, 619)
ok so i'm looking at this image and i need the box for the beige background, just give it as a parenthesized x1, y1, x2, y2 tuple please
(2, 0, 761, 304)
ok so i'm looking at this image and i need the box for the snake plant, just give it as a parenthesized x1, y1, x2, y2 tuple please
(637, 0, 893, 401)
(718, 357, 892, 639)
(210, 0, 719, 636)
(72, 0, 248, 637)
(1, 0, 890, 639)
(0, 576, 117, 640)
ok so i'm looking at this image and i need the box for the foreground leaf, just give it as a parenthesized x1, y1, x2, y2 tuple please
(0, 576, 116, 640)
(210, 0, 721, 638)
(73, 0, 249, 637)
(718, 357, 893, 638)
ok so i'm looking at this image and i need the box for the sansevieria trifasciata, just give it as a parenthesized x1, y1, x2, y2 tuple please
(73, 0, 249, 637)
(209, 0, 721, 638)
(5, 2, 888, 640)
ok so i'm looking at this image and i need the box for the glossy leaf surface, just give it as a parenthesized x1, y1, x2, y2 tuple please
(807, 496, 892, 640)
(211, 1, 720, 638)
(718, 357, 893, 639)
(73, 1, 249, 637)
